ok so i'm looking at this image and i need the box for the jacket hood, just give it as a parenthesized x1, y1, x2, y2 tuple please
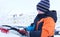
(45, 10, 57, 23)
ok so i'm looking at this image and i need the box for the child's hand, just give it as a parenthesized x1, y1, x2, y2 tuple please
(19, 30, 27, 35)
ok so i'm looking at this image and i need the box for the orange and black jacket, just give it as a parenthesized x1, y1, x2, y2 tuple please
(30, 10, 57, 37)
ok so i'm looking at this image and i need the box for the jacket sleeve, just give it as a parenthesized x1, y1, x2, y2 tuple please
(41, 17, 55, 37)
(25, 23, 35, 31)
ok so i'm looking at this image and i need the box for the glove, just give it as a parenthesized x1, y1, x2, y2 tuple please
(0, 28, 9, 34)
(19, 30, 27, 36)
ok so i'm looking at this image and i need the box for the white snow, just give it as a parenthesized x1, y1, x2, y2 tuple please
(0, 31, 60, 37)
(0, 30, 26, 37)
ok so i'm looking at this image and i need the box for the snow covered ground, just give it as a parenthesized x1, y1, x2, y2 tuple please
(0, 29, 60, 37)
(0, 31, 26, 37)
(0, 14, 35, 37)
(0, 31, 60, 37)
(54, 35, 60, 37)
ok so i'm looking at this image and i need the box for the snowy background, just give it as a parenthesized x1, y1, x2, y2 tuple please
(0, 0, 60, 37)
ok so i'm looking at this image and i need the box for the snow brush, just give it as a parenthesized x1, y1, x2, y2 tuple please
(0, 25, 26, 35)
